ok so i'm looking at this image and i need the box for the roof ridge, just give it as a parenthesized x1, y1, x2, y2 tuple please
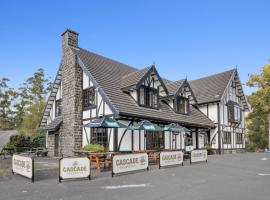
(122, 65, 153, 79)
(190, 68, 236, 82)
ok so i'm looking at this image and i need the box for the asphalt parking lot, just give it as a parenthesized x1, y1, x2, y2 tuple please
(0, 152, 270, 200)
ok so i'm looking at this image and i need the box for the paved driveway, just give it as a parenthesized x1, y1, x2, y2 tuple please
(0, 153, 270, 200)
(0, 130, 17, 150)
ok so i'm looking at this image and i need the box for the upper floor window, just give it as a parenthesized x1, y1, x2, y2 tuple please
(174, 96, 189, 114)
(55, 99, 62, 117)
(83, 87, 96, 110)
(138, 86, 158, 108)
(228, 103, 242, 123)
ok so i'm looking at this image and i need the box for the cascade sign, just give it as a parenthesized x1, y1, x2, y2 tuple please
(12, 154, 34, 182)
(59, 157, 91, 182)
(112, 153, 148, 176)
(159, 151, 183, 168)
(190, 149, 208, 163)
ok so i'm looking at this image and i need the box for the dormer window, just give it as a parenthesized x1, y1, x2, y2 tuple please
(138, 86, 158, 109)
(174, 96, 189, 114)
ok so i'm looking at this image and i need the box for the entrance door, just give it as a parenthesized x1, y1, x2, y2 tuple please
(54, 133, 59, 157)
(146, 131, 164, 150)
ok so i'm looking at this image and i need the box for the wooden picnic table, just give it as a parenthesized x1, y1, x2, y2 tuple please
(89, 152, 121, 172)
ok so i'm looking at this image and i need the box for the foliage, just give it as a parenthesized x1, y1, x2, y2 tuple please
(9, 134, 31, 147)
(31, 133, 46, 148)
(0, 78, 17, 130)
(81, 144, 107, 152)
(246, 62, 270, 150)
(0, 68, 51, 133)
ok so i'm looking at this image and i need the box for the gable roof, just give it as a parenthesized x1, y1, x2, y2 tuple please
(71, 47, 215, 128)
(189, 69, 235, 104)
(121, 66, 152, 89)
(40, 67, 62, 128)
(164, 79, 185, 95)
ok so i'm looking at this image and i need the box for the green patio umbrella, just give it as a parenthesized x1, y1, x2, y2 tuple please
(82, 117, 128, 150)
(129, 120, 163, 150)
(82, 117, 128, 128)
(129, 120, 163, 131)
(164, 123, 190, 150)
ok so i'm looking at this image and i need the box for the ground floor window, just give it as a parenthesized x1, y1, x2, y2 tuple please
(236, 133, 243, 144)
(223, 131, 231, 144)
(91, 128, 108, 147)
(146, 131, 164, 150)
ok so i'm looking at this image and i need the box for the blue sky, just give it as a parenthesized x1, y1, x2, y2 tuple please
(1, 0, 270, 95)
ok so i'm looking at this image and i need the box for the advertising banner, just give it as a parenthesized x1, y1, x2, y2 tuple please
(12, 154, 34, 181)
(59, 157, 91, 182)
(190, 149, 207, 163)
(112, 153, 148, 175)
(159, 151, 183, 167)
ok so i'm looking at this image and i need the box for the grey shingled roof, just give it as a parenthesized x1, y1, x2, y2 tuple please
(121, 66, 152, 89)
(41, 116, 63, 132)
(190, 69, 235, 105)
(71, 47, 215, 128)
(164, 79, 185, 95)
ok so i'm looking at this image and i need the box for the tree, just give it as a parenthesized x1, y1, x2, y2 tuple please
(17, 68, 51, 134)
(0, 78, 17, 130)
(246, 62, 270, 150)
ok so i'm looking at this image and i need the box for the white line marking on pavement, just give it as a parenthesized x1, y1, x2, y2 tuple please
(258, 173, 270, 176)
(261, 158, 268, 161)
(102, 184, 151, 190)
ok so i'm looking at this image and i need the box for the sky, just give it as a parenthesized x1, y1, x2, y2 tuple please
(1, 0, 270, 95)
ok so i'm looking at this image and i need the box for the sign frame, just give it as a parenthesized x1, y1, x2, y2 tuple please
(59, 156, 91, 183)
(190, 149, 208, 164)
(159, 151, 184, 169)
(12, 154, 34, 183)
(112, 153, 149, 177)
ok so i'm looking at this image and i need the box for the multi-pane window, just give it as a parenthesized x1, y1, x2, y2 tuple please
(91, 128, 108, 147)
(174, 97, 189, 114)
(138, 86, 158, 108)
(236, 133, 243, 144)
(83, 87, 96, 109)
(146, 131, 164, 150)
(228, 104, 242, 123)
(55, 99, 62, 117)
(223, 131, 231, 144)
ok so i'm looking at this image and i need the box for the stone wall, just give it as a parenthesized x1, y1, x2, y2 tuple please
(60, 29, 83, 156)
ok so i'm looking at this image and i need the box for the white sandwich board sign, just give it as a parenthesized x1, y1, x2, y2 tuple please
(112, 153, 148, 176)
(159, 151, 184, 168)
(12, 154, 34, 182)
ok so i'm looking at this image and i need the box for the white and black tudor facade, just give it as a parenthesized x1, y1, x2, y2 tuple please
(40, 29, 249, 157)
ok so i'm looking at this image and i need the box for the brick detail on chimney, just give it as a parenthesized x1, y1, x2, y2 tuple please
(60, 29, 83, 156)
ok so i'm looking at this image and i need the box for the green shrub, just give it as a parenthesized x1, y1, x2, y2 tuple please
(10, 134, 31, 147)
(82, 144, 107, 152)
(14, 147, 30, 153)
(31, 134, 45, 148)
(4, 141, 15, 150)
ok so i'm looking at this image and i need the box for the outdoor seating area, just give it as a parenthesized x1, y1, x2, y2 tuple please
(72, 116, 192, 173)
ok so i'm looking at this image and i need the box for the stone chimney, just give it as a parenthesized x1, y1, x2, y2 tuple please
(60, 29, 83, 156)
(61, 29, 79, 50)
